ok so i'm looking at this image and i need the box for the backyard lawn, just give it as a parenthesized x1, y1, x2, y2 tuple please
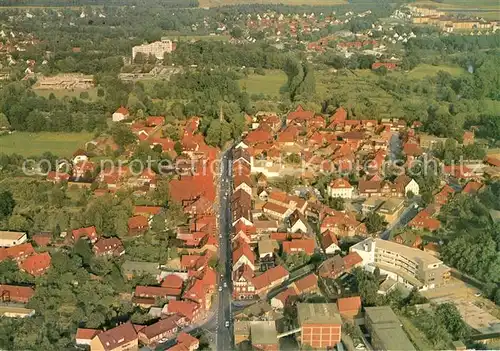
(0, 132, 93, 157)
(407, 64, 466, 79)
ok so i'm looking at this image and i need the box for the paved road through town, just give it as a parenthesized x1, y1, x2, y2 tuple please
(216, 147, 234, 351)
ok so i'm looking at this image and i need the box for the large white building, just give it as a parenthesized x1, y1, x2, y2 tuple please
(0, 231, 27, 247)
(327, 178, 354, 199)
(132, 38, 174, 60)
(350, 238, 450, 291)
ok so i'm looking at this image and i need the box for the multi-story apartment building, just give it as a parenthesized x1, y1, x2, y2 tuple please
(350, 238, 450, 290)
(132, 38, 174, 60)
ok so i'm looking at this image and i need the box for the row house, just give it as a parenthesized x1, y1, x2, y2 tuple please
(134, 286, 182, 303)
(163, 300, 202, 324)
(138, 314, 185, 346)
(320, 212, 367, 237)
(321, 230, 341, 254)
(358, 180, 403, 198)
(233, 238, 256, 272)
(232, 188, 253, 226)
(271, 273, 319, 309)
(318, 252, 363, 279)
(267, 191, 308, 214)
(262, 201, 292, 221)
(233, 264, 289, 300)
(282, 239, 316, 256)
(182, 266, 216, 311)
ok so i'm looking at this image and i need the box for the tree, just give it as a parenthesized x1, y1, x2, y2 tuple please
(0, 112, 10, 129)
(111, 124, 136, 149)
(0, 191, 15, 220)
(170, 102, 185, 119)
(205, 119, 232, 148)
(328, 196, 345, 211)
(434, 303, 470, 340)
(97, 88, 105, 97)
(230, 26, 243, 39)
(352, 268, 378, 306)
(365, 212, 385, 234)
(174, 141, 183, 155)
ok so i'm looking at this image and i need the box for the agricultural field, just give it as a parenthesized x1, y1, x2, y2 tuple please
(414, 0, 499, 20)
(0, 131, 93, 157)
(239, 69, 328, 97)
(199, 0, 346, 7)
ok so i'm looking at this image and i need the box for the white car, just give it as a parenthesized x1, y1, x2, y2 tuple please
(223, 282, 228, 288)
(225, 321, 230, 328)
(218, 286, 222, 292)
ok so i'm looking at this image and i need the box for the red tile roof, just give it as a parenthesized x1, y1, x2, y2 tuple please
(133, 206, 162, 216)
(32, 233, 52, 247)
(76, 328, 101, 341)
(93, 237, 124, 256)
(252, 265, 289, 290)
(282, 239, 315, 255)
(20, 252, 51, 276)
(485, 156, 500, 167)
(329, 178, 352, 189)
(293, 273, 318, 294)
(128, 216, 149, 230)
(166, 300, 200, 321)
(343, 252, 362, 269)
(462, 181, 483, 194)
(337, 296, 361, 315)
(0, 243, 35, 262)
(321, 230, 339, 251)
(96, 321, 138, 350)
(0, 284, 35, 303)
(161, 274, 184, 289)
(146, 116, 165, 127)
(135, 286, 181, 298)
(115, 106, 129, 115)
(72, 226, 98, 242)
(176, 332, 199, 349)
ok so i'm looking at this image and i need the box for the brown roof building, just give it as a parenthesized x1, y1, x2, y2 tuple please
(90, 321, 138, 351)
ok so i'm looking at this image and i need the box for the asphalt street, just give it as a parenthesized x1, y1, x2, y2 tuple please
(215, 147, 234, 351)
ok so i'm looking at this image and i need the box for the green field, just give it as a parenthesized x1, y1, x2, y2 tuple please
(0, 132, 93, 157)
(407, 64, 466, 79)
(174, 34, 230, 42)
(239, 69, 328, 97)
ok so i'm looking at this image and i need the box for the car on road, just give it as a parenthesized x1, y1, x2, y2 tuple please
(223, 282, 227, 288)
(225, 321, 230, 328)
(218, 286, 222, 292)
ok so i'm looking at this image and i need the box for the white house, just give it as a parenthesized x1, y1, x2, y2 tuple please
(72, 150, 88, 165)
(112, 106, 130, 122)
(395, 175, 420, 197)
(321, 230, 340, 254)
(327, 178, 354, 199)
(288, 210, 308, 233)
(234, 176, 253, 196)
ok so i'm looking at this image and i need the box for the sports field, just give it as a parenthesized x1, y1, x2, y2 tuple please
(0, 132, 93, 157)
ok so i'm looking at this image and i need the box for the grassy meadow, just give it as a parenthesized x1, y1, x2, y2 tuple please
(0, 132, 93, 157)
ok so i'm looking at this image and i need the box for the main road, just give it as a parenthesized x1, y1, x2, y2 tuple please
(216, 147, 234, 351)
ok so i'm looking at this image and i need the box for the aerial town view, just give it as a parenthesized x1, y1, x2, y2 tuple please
(0, 0, 498, 350)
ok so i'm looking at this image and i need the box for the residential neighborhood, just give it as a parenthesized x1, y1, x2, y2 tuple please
(0, 0, 498, 350)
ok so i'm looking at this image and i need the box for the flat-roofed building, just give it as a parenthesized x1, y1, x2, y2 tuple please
(0, 231, 27, 247)
(297, 303, 342, 349)
(365, 306, 416, 351)
(250, 321, 278, 351)
(350, 238, 450, 290)
(132, 38, 173, 60)
(376, 197, 405, 224)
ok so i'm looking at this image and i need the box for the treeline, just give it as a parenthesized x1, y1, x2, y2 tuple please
(0, 0, 198, 7)
(0, 81, 110, 132)
(165, 41, 286, 69)
(406, 32, 500, 52)
(438, 182, 500, 304)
